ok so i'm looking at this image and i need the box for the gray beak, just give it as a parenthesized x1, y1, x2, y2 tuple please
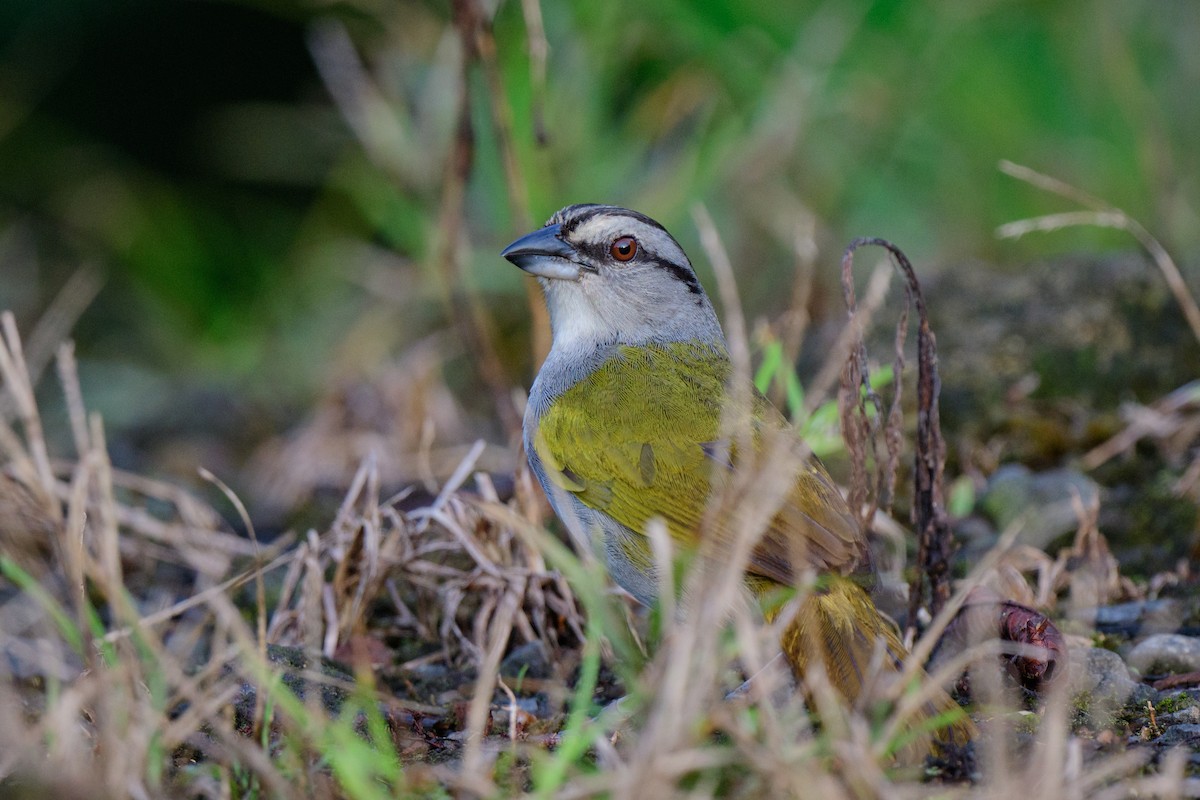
(501, 224, 584, 281)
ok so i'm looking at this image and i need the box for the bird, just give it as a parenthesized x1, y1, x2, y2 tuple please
(502, 203, 973, 751)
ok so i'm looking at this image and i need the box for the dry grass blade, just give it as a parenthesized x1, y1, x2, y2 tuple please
(54, 341, 91, 459)
(1080, 380, 1200, 471)
(98, 549, 293, 644)
(997, 159, 1200, 345)
(307, 20, 418, 183)
(771, 218, 818, 409)
(460, 585, 520, 788)
(693, 203, 751, 390)
(0, 311, 57, 509)
(24, 265, 104, 385)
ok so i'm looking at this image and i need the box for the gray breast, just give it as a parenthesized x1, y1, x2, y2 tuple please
(522, 342, 662, 607)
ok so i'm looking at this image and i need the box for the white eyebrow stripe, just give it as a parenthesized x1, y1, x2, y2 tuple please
(571, 216, 686, 262)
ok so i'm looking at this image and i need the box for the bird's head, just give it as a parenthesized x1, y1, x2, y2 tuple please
(502, 204, 724, 351)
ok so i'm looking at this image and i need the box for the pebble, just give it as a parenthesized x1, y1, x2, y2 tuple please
(1156, 703, 1200, 726)
(500, 640, 552, 680)
(1127, 634, 1200, 676)
(1084, 599, 1182, 636)
(980, 465, 1100, 549)
(1068, 646, 1154, 723)
(1153, 723, 1200, 748)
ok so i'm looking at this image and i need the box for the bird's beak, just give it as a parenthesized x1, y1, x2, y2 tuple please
(501, 224, 583, 281)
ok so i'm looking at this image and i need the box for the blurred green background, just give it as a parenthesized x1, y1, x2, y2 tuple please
(0, 0, 1197, 503)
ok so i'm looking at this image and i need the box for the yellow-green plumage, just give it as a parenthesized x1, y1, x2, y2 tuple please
(780, 578, 908, 701)
(535, 343, 866, 585)
(535, 344, 724, 570)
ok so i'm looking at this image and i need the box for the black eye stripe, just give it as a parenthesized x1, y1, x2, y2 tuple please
(649, 257, 703, 295)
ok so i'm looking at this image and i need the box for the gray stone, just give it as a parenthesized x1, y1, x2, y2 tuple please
(500, 640, 552, 680)
(1154, 724, 1200, 748)
(1087, 599, 1182, 637)
(980, 465, 1100, 549)
(1069, 646, 1139, 704)
(1158, 704, 1200, 727)
(1127, 634, 1200, 676)
(924, 253, 1200, 414)
(1068, 646, 1155, 727)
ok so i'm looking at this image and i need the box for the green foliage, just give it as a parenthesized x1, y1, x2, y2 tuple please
(322, 696, 406, 800)
(0, 558, 85, 656)
(753, 336, 894, 458)
(1154, 692, 1195, 716)
(2, 0, 1196, 430)
(530, 615, 605, 796)
(946, 475, 976, 519)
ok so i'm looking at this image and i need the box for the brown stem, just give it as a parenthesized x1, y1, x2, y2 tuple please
(440, 0, 522, 439)
(471, 0, 552, 367)
(840, 238, 955, 625)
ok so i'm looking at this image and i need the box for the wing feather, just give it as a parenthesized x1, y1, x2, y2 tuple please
(535, 344, 866, 591)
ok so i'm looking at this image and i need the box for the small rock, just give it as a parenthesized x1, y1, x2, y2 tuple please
(980, 465, 1100, 549)
(1158, 704, 1200, 727)
(952, 515, 1000, 573)
(1086, 599, 1182, 637)
(1127, 634, 1200, 676)
(500, 641, 552, 680)
(1069, 646, 1139, 702)
(1153, 723, 1200, 748)
(1068, 646, 1154, 726)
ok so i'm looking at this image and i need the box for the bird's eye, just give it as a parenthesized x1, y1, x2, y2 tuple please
(610, 236, 638, 262)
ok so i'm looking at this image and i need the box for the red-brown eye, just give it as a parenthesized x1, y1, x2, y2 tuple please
(610, 236, 638, 262)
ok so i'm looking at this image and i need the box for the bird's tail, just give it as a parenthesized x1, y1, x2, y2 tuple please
(777, 577, 975, 758)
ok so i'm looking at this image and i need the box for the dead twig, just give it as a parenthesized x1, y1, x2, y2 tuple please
(840, 238, 955, 622)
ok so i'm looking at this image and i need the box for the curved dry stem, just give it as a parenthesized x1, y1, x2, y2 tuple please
(998, 159, 1200, 346)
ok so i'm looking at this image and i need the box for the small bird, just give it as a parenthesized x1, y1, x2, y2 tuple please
(503, 204, 971, 748)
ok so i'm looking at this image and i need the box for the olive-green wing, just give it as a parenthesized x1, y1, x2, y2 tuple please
(534, 344, 724, 549)
(535, 344, 865, 586)
(745, 395, 866, 582)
